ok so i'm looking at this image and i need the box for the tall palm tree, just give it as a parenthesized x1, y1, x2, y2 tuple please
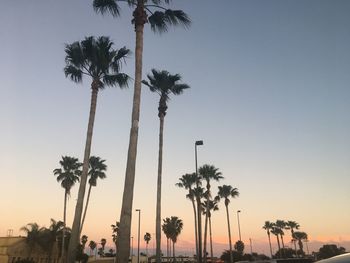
(199, 164, 223, 262)
(216, 185, 239, 263)
(175, 173, 198, 259)
(201, 199, 219, 263)
(275, 220, 286, 257)
(142, 69, 189, 262)
(80, 156, 107, 235)
(270, 226, 282, 258)
(286, 220, 300, 256)
(144, 233, 151, 256)
(64, 36, 130, 263)
(262, 221, 274, 258)
(92, 2, 190, 262)
(292, 231, 308, 257)
(53, 156, 81, 261)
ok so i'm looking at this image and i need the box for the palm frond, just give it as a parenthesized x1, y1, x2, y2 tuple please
(64, 65, 83, 83)
(112, 46, 131, 73)
(93, 0, 120, 17)
(103, 73, 130, 88)
(148, 11, 168, 33)
(172, 84, 190, 95)
(164, 9, 191, 28)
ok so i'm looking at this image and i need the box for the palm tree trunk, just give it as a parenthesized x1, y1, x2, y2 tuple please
(61, 190, 67, 263)
(191, 197, 199, 261)
(267, 232, 273, 258)
(280, 235, 285, 258)
(172, 241, 175, 261)
(117, 1, 146, 262)
(156, 114, 165, 263)
(203, 184, 210, 263)
(209, 216, 214, 263)
(80, 184, 92, 235)
(225, 203, 233, 263)
(196, 196, 202, 263)
(67, 84, 99, 263)
(276, 235, 281, 258)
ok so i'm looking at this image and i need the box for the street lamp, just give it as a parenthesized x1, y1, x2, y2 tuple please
(136, 209, 141, 263)
(195, 140, 203, 262)
(237, 210, 242, 241)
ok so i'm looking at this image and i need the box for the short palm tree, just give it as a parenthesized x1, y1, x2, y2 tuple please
(64, 36, 130, 262)
(92, 2, 190, 262)
(142, 69, 189, 261)
(53, 155, 81, 261)
(144, 232, 151, 256)
(199, 164, 223, 262)
(262, 221, 274, 258)
(89, 240, 97, 257)
(100, 238, 107, 256)
(275, 220, 286, 257)
(286, 220, 300, 255)
(111, 221, 120, 256)
(47, 219, 65, 262)
(292, 231, 308, 256)
(20, 223, 41, 256)
(80, 156, 107, 235)
(81, 235, 88, 249)
(175, 173, 198, 258)
(202, 199, 219, 262)
(216, 185, 239, 263)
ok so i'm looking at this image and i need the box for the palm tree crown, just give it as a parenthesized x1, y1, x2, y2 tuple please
(64, 36, 130, 90)
(216, 185, 239, 206)
(142, 69, 190, 116)
(53, 156, 81, 194)
(93, 0, 191, 33)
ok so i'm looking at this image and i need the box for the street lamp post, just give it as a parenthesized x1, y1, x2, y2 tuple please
(131, 236, 134, 259)
(136, 209, 141, 263)
(195, 140, 203, 263)
(237, 210, 242, 241)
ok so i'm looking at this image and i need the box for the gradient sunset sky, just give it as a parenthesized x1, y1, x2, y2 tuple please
(1, 0, 350, 257)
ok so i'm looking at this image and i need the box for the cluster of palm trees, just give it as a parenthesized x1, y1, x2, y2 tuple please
(51, 1, 192, 262)
(176, 165, 240, 263)
(53, 155, 107, 261)
(161, 216, 183, 261)
(20, 219, 68, 262)
(263, 220, 308, 258)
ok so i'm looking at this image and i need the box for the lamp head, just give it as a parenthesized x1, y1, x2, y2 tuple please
(195, 140, 204, 146)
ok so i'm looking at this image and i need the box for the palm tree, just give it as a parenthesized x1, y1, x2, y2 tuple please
(81, 235, 88, 249)
(88, 240, 97, 257)
(162, 216, 183, 261)
(100, 238, 107, 256)
(80, 156, 107, 235)
(286, 220, 300, 256)
(292, 231, 308, 257)
(262, 221, 274, 258)
(270, 226, 282, 258)
(144, 233, 151, 256)
(198, 164, 223, 262)
(201, 199, 219, 263)
(47, 219, 65, 262)
(175, 173, 198, 259)
(53, 156, 81, 261)
(142, 69, 189, 262)
(64, 36, 130, 263)
(20, 223, 41, 257)
(111, 221, 120, 258)
(92, 2, 190, 262)
(216, 185, 239, 263)
(275, 220, 286, 257)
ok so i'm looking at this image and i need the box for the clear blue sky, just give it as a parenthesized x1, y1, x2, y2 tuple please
(1, 0, 350, 256)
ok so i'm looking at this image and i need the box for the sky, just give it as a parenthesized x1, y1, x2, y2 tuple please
(1, 0, 350, 257)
